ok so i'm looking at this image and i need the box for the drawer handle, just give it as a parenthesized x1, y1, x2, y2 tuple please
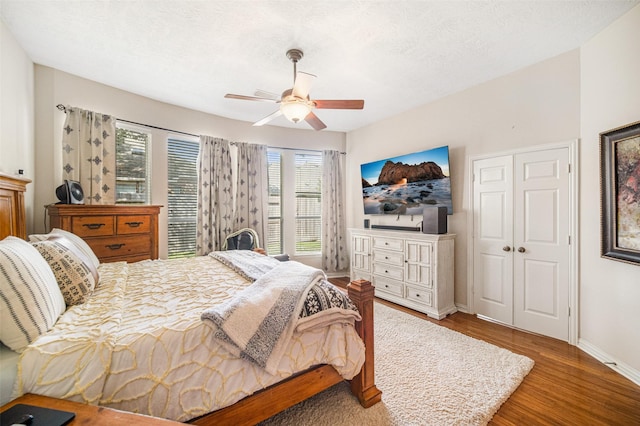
(125, 221, 143, 228)
(385, 256, 389, 260)
(83, 223, 105, 230)
(385, 270, 389, 273)
(106, 243, 126, 250)
(385, 285, 389, 288)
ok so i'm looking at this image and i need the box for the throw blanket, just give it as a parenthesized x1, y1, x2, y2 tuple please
(209, 250, 280, 281)
(201, 261, 323, 374)
(297, 279, 360, 332)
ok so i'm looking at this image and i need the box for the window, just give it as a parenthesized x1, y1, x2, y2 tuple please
(295, 153, 322, 254)
(115, 124, 199, 258)
(266, 149, 322, 256)
(167, 138, 199, 258)
(267, 151, 282, 255)
(115, 125, 150, 204)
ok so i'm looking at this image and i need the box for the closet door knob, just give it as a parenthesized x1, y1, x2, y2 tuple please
(518, 247, 526, 253)
(502, 246, 511, 252)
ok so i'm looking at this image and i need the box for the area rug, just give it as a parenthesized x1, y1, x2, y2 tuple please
(260, 302, 534, 426)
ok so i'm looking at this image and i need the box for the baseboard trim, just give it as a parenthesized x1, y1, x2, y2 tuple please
(454, 303, 469, 314)
(578, 338, 640, 387)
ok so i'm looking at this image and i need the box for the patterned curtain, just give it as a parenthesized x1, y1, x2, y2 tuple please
(234, 142, 268, 248)
(61, 106, 116, 204)
(321, 150, 348, 272)
(196, 136, 233, 255)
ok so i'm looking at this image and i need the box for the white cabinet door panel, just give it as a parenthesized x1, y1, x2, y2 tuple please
(514, 149, 569, 341)
(473, 155, 513, 324)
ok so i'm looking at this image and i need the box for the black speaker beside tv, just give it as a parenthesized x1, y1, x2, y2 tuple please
(422, 206, 447, 234)
(55, 180, 85, 204)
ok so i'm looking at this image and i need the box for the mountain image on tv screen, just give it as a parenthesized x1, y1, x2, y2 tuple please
(360, 145, 452, 215)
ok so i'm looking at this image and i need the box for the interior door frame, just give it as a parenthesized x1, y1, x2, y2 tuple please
(466, 139, 579, 345)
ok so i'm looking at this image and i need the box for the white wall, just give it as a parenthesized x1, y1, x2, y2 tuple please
(33, 66, 345, 265)
(579, 5, 640, 379)
(0, 20, 35, 230)
(346, 50, 580, 310)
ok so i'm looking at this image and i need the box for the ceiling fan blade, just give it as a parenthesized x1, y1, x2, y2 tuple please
(292, 71, 316, 99)
(253, 109, 283, 127)
(304, 111, 327, 131)
(254, 90, 280, 100)
(313, 99, 364, 109)
(225, 93, 277, 103)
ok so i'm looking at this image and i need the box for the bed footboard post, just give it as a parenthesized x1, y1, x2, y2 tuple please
(347, 279, 382, 408)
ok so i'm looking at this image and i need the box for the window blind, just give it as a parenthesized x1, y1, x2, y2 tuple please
(167, 138, 199, 258)
(266, 150, 283, 255)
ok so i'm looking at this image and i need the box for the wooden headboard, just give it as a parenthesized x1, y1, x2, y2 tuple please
(0, 172, 32, 240)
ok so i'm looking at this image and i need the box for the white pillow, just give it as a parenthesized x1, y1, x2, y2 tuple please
(0, 237, 66, 352)
(29, 228, 100, 269)
(32, 237, 97, 306)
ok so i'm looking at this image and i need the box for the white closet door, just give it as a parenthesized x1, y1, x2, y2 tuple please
(473, 155, 514, 324)
(513, 148, 569, 341)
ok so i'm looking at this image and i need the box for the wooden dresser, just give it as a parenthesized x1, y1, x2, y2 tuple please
(0, 173, 31, 240)
(47, 204, 161, 263)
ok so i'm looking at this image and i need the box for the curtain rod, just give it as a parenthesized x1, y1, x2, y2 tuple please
(56, 104, 345, 154)
(56, 104, 198, 138)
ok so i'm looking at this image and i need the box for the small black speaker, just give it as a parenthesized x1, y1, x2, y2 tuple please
(364, 219, 370, 228)
(422, 206, 447, 234)
(55, 180, 84, 204)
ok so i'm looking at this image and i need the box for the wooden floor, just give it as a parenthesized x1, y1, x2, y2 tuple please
(329, 277, 640, 426)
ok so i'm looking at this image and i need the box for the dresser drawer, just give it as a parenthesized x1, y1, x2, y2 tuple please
(71, 216, 115, 237)
(373, 249, 404, 266)
(405, 285, 433, 307)
(373, 276, 403, 297)
(88, 235, 152, 260)
(117, 215, 151, 234)
(372, 236, 404, 252)
(373, 263, 404, 281)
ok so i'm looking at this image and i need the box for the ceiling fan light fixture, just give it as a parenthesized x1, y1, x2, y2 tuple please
(280, 99, 311, 123)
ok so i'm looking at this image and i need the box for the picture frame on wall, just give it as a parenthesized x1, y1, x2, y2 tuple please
(600, 120, 640, 265)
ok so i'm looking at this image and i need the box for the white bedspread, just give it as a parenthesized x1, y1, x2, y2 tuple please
(13, 257, 365, 421)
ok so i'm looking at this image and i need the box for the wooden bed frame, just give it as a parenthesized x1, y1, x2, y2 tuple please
(190, 278, 381, 425)
(0, 172, 31, 240)
(0, 173, 381, 426)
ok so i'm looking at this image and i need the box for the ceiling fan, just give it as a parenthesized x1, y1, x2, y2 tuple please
(224, 49, 364, 131)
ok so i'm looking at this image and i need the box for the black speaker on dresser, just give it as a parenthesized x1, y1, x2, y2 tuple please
(422, 206, 447, 234)
(55, 180, 85, 204)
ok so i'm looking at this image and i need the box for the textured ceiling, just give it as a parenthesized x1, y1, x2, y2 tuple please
(1, 1, 638, 132)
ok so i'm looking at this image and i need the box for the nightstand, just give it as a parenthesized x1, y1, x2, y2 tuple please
(1, 394, 182, 425)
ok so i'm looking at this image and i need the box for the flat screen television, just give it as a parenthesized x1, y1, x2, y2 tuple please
(360, 145, 452, 215)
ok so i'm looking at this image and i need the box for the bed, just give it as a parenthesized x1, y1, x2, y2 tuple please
(0, 174, 380, 425)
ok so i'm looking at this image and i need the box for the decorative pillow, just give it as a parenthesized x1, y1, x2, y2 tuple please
(29, 228, 100, 269)
(32, 237, 97, 306)
(0, 236, 66, 352)
(39, 235, 99, 284)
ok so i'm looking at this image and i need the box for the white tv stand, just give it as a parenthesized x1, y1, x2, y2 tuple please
(349, 228, 456, 320)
